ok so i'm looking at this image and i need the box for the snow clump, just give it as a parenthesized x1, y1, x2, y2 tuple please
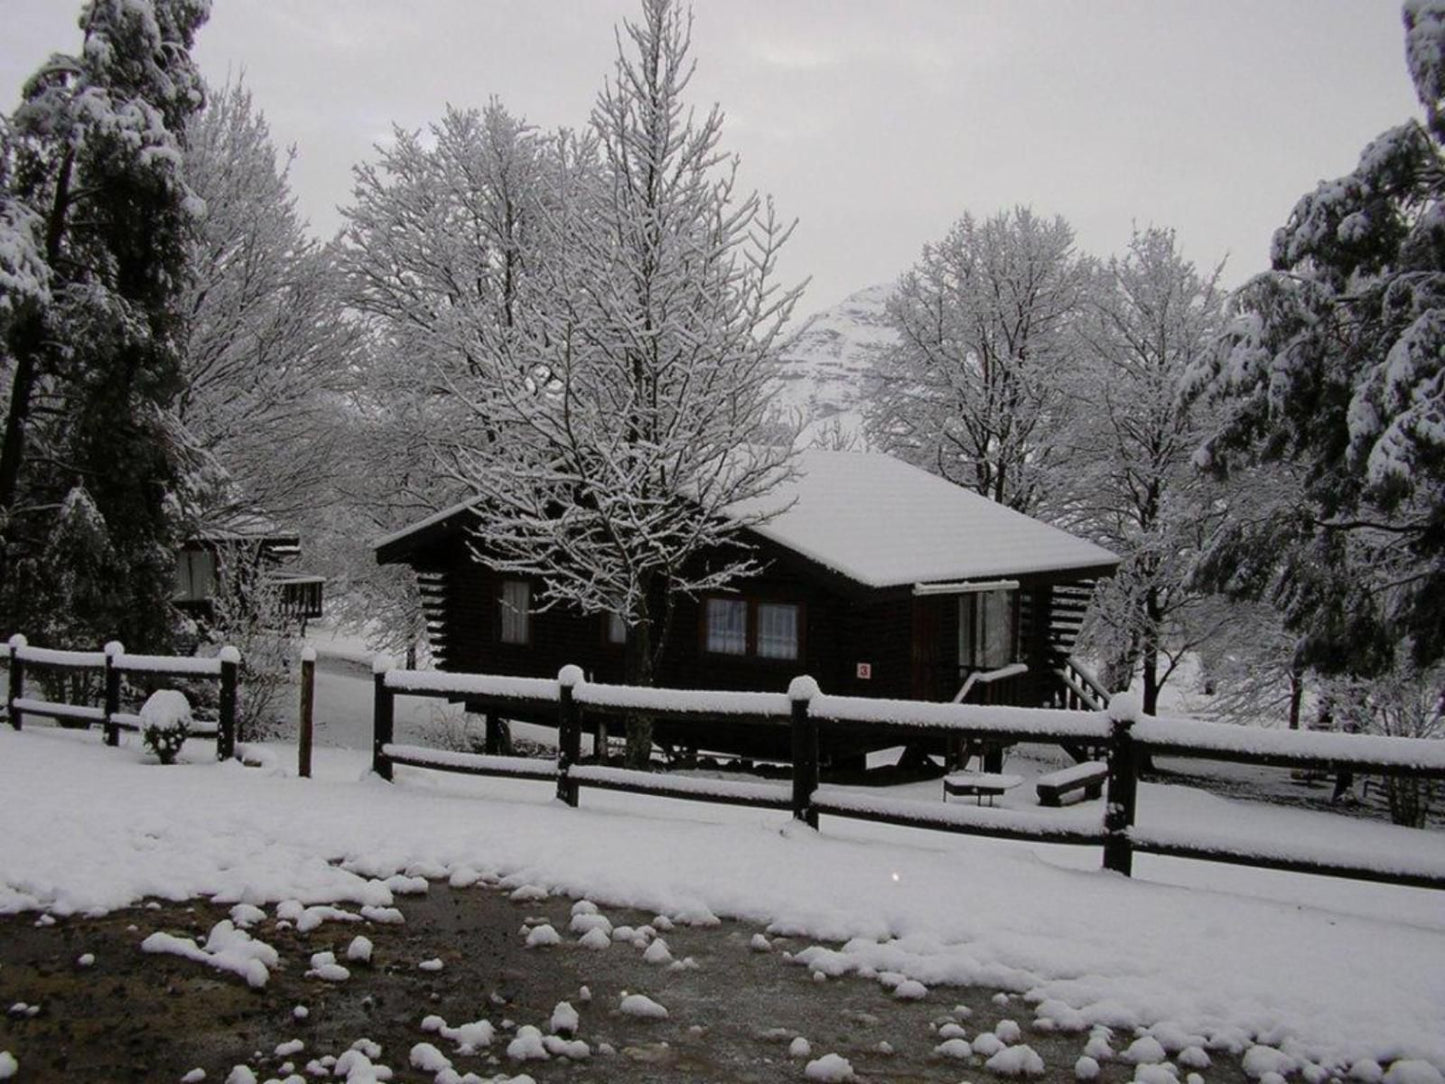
(804, 1052, 856, 1081)
(893, 978, 928, 1000)
(578, 927, 611, 950)
(346, 936, 373, 963)
(790, 1037, 812, 1058)
(304, 951, 349, 982)
(1122, 1036, 1169, 1064)
(506, 1025, 549, 1061)
(987, 1043, 1047, 1077)
(409, 1042, 451, 1073)
(642, 938, 673, 964)
(1384, 1063, 1445, 1084)
(141, 921, 277, 989)
(550, 1001, 579, 1036)
(619, 993, 668, 1019)
(934, 1037, 973, 1059)
(1076, 1055, 1102, 1079)
(0, 1052, 16, 1080)
(525, 924, 561, 948)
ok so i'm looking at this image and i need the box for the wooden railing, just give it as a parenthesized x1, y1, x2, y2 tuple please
(3, 634, 240, 759)
(1056, 654, 1111, 711)
(370, 663, 1445, 891)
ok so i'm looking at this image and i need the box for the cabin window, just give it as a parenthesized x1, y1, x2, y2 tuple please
(704, 597, 802, 661)
(756, 603, 800, 661)
(705, 598, 748, 655)
(958, 589, 1017, 670)
(606, 611, 628, 645)
(499, 580, 531, 644)
(174, 549, 216, 602)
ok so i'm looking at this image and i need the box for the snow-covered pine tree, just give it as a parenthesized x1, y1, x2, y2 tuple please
(1072, 228, 1227, 713)
(445, 0, 801, 764)
(0, 0, 210, 650)
(1192, 0, 1445, 675)
(864, 207, 1092, 519)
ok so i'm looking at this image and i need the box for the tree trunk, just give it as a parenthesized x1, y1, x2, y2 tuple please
(1287, 665, 1304, 730)
(622, 602, 655, 769)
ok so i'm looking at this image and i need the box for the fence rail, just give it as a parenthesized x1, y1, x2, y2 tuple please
(369, 663, 1445, 892)
(3, 634, 239, 758)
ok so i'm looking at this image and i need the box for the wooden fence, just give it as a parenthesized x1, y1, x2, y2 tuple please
(2, 634, 240, 759)
(371, 664, 1445, 892)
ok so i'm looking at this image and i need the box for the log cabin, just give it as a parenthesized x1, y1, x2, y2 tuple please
(375, 450, 1118, 765)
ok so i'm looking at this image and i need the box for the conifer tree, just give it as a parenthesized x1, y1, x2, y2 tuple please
(0, 0, 209, 648)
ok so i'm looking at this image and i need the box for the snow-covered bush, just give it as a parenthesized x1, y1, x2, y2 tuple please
(141, 690, 192, 765)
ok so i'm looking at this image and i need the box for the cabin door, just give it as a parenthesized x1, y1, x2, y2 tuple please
(910, 596, 953, 701)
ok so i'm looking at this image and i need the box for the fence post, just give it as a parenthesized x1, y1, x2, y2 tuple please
(7, 634, 25, 731)
(103, 641, 123, 747)
(372, 655, 395, 781)
(1103, 693, 1141, 876)
(556, 666, 583, 808)
(298, 646, 316, 779)
(217, 646, 239, 761)
(790, 676, 820, 829)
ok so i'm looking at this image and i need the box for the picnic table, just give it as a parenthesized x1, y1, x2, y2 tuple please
(942, 771, 1023, 806)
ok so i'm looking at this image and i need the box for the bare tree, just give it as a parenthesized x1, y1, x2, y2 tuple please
(441, 0, 801, 764)
(865, 207, 1092, 518)
(179, 79, 356, 530)
(1072, 227, 1226, 713)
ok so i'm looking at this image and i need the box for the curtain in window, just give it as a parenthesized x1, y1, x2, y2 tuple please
(756, 603, 799, 660)
(705, 598, 747, 655)
(500, 580, 530, 644)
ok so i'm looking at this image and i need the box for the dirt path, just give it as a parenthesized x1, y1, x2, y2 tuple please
(0, 882, 1251, 1083)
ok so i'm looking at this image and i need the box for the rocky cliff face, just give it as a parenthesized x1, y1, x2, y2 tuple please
(773, 283, 896, 445)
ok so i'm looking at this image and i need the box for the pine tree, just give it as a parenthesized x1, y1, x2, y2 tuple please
(0, 0, 209, 649)
(1193, 1, 1445, 673)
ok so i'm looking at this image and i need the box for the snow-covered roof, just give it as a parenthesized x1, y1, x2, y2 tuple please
(375, 451, 1117, 587)
(730, 450, 1118, 588)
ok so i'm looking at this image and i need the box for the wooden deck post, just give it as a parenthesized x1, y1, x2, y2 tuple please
(372, 656, 394, 781)
(103, 641, 123, 747)
(298, 647, 315, 779)
(6, 634, 24, 731)
(557, 666, 583, 808)
(790, 676, 820, 829)
(1103, 695, 1141, 876)
(217, 647, 239, 761)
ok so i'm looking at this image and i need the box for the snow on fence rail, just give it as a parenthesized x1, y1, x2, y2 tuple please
(370, 665, 1445, 891)
(3, 634, 240, 758)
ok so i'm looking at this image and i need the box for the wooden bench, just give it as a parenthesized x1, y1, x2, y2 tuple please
(943, 772, 1022, 806)
(1035, 761, 1108, 807)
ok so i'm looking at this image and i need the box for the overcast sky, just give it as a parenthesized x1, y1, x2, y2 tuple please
(0, 1, 1421, 316)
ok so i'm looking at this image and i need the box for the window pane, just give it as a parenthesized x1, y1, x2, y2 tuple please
(756, 603, 799, 660)
(957, 595, 975, 667)
(705, 598, 747, 655)
(500, 580, 530, 644)
(979, 590, 1015, 669)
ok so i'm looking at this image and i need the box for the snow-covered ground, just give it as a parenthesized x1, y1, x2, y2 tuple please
(2, 720, 1443, 1078)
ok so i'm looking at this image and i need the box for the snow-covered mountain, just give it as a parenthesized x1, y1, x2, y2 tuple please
(773, 283, 896, 445)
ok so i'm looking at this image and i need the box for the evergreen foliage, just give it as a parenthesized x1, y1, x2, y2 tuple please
(1192, 1, 1445, 674)
(0, 0, 210, 650)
